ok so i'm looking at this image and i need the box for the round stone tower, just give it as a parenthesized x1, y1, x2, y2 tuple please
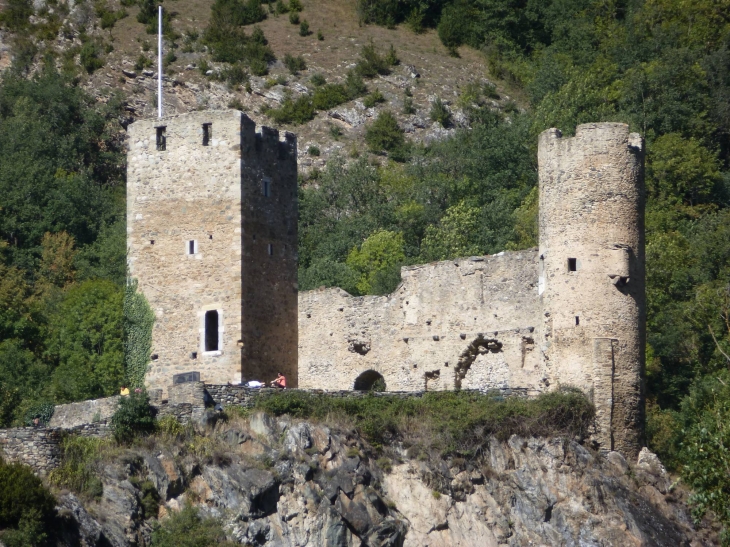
(538, 123, 645, 457)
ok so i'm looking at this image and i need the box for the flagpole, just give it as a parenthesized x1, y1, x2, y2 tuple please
(158, 5, 163, 118)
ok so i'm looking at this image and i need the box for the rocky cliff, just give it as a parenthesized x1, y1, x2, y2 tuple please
(49, 411, 713, 547)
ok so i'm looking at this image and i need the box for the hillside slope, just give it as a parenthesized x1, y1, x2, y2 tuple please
(0, 0, 516, 167)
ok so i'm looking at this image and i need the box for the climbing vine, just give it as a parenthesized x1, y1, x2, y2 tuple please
(123, 279, 155, 388)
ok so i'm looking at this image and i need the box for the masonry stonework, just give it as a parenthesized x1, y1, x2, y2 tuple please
(298, 122, 645, 457)
(127, 110, 298, 391)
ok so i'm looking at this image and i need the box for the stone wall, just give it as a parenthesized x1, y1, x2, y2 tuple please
(48, 396, 120, 429)
(0, 428, 62, 475)
(298, 251, 543, 393)
(127, 110, 298, 394)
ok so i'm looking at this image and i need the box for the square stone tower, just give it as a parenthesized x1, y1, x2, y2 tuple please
(127, 110, 298, 390)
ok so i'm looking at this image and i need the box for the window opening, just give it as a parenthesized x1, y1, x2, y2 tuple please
(151, 354, 158, 361)
(567, 258, 577, 272)
(188, 240, 196, 255)
(204, 310, 219, 352)
(262, 177, 271, 197)
(150, 240, 155, 245)
(267, 243, 273, 256)
(190, 352, 197, 359)
(575, 316, 580, 326)
(156, 126, 166, 151)
(202, 123, 211, 146)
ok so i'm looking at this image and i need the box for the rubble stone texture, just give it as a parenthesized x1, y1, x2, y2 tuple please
(127, 110, 299, 391)
(299, 122, 645, 457)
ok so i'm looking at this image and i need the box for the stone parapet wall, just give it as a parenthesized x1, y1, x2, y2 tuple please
(0, 428, 63, 475)
(48, 396, 120, 429)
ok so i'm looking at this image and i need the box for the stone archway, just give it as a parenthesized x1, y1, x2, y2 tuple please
(354, 370, 387, 391)
(454, 335, 503, 389)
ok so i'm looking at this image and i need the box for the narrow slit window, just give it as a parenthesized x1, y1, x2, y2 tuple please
(188, 240, 196, 255)
(156, 126, 166, 151)
(267, 243, 273, 256)
(202, 123, 211, 146)
(567, 258, 577, 272)
(575, 316, 580, 326)
(204, 310, 219, 352)
(262, 177, 271, 197)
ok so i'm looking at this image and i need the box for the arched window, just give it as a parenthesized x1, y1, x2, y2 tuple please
(353, 370, 386, 392)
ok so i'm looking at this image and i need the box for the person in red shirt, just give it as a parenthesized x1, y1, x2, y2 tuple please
(271, 372, 287, 389)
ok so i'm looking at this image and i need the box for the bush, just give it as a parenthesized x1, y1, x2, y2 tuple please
(355, 41, 391, 78)
(110, 390, 156, 443)
(312, 84, 349, 110)
(151, 503, 237, 547)
(79, 41, 104, 74)
(221, 63, 249, 88)
(363, 88, 385, 108)
(48, 435, 110, 498)
(317, 30, 324, 40)
(265, 95, 315, 125)
(438, 4, 468, 55)
(299, 20, 310, 36)
(283, 53, 307, 75)
(310, 73, 326, 87)
(403, 95, 415, 114)
(135, 55, 153, 71)
(429, 97, 452, 127)
(0, 459, 55, 529)
(288, 0, 302, 11)
(288, 11, 299, 24)
(202, 24, 275, 73)
(210, 0, 266, 27)
(308, 145, 320, 156)
(365, 111, 405, 155)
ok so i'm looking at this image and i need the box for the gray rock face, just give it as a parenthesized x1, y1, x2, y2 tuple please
(49, 416, 712, 547)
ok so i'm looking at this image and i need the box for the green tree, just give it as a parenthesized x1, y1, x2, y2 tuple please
(151, 503, 237, 547)
(365, 111, 406, 157)
(346, 230, 405, 295)
(420, 201, 483, 262)
(49, 279, 124, 402)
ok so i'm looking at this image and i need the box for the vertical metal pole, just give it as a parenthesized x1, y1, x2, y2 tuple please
(158, 5, 163, 118)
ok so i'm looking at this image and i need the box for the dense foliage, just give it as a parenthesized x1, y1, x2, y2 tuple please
(0, 66, 129, 426)
(0, 459, 55, 546)
(150, 503, 237, 547)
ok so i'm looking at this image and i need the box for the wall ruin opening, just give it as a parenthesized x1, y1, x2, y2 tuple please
(454, 335, 503, 389)
(202, 123, 211, 146)
(568, 258, 577, 272)
(156, 126, 166, 151)
(354, 370, 386, 391)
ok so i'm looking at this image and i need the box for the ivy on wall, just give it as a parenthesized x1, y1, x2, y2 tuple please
(123, 279, 155, 388)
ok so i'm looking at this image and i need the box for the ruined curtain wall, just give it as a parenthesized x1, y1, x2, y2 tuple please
(298, 251, 543, 393)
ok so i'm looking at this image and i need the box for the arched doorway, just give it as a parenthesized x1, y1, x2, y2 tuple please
(354, 370, 386, 392)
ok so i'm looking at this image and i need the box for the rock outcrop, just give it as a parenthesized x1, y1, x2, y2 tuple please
(50, 412, 712, 546)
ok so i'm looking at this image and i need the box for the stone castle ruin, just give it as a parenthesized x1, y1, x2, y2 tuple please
(127, 113, 645, 455)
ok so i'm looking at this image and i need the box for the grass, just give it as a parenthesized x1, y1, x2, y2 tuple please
(254, 388, 595, 456)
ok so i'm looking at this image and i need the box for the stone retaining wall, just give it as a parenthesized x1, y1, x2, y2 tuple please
(0, 428, 63, 476)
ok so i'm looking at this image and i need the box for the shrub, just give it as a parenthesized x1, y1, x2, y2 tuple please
(0, 460, 55, 529)
(299, 20, 310, 36)
(157, 415, 186, 438)
(438, 4, 468, 55)
(48, 435, 110, 498)
(384, 44, 399, 66)
(310, 73, 326, 86)
(221, 63, 249, 87)
(265, 95, 315, 125)
(355, 41, 391, 78)
(210, 0, 266, 27)
(289, 11, 299, 24)
(365, 111, 405, 156)
(135, 54, 153, 71)
(110, 390, 156, 443)
(202, 24, 275, 73)
(288, 0, 302, 11)
(308, 145, 320, 156)
(283, 53, 307, 75)
(403, 95, 415, 114)
(150, 503, 237, 547)
(163, 51, 177, 69)
(362, 88, 385, 108)
(429, 97, 452, 127)
(317, 30, 324, 40)
(275, 0, 287, 14)
(23, 401, 54, 426)
(345, 70, 367, 97)
(312, 84, 349, 110)
(80, 41, 104, 74)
